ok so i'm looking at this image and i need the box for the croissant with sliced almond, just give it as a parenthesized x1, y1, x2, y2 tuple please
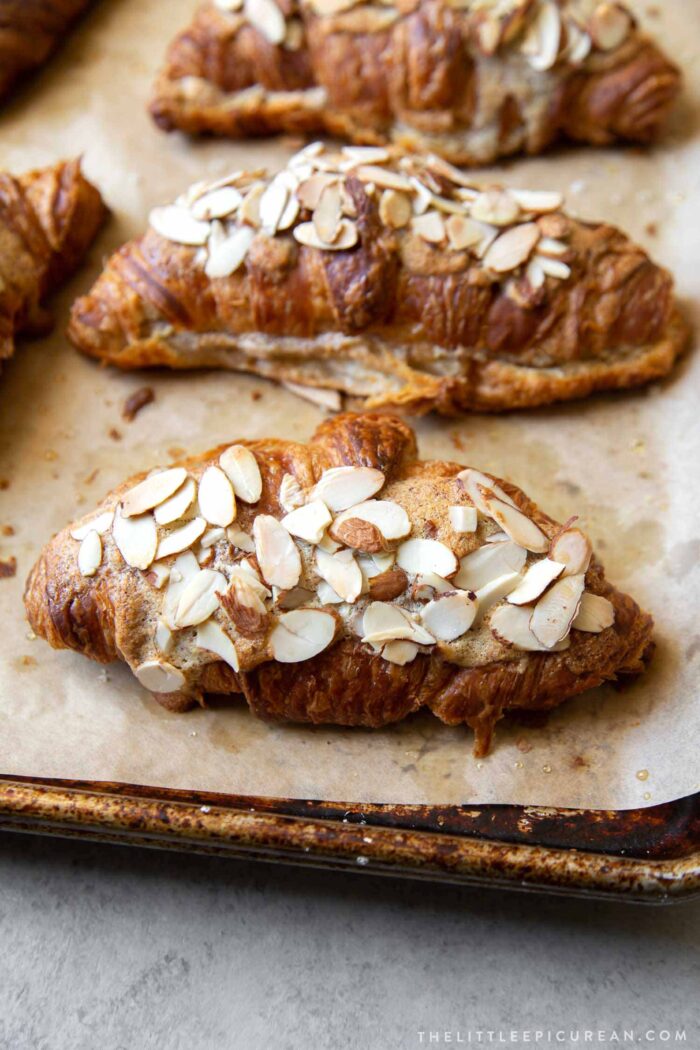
(25, 412, 653, 756)
(0, 1, 92, 102)
(69, 145, 686, 414)
(150, 0, 681, 165)
(0, 158, 106, 371)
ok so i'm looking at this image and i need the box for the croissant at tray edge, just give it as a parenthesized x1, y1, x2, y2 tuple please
(0, 1, 92, 102)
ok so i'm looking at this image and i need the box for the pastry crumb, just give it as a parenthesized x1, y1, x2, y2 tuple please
(0, 556, 17, 578)
(123, 385, 155, 421)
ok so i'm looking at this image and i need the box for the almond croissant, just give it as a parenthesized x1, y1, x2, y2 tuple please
(68, 145, 686, 414)
(0, 1, 92, 101)
(150, 0, 681, 166)
(25, 412, 653, 756)
(0, 158, 106, 370)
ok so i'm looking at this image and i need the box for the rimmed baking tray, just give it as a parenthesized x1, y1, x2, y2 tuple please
(1, 776, 697, 903)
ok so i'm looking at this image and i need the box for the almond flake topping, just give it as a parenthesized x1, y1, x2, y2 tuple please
(421, 591, 476, 642)
(550, 527, 592, 576)
(316, 548, 363, 604)
(411, 210, 446, 244)
(362, 602, 435, 646)
(396, 538, 458, 579)
(293, 219, 358, 251)
(572, 591, 615, 633)
(70, 510, 114, 541)
(449, 506, 477, 533)
(331, 499, 410, 550)
(482, 494, 549, 553)
(112, 507, 157, 570)
(174, 568, 227, 628)
(281, 499, 332, 544)
(121, 468, 188, 518)
(457, 468, 517, 513)
(157, 517, 207, 560)
(244, 0, 286, 44)
(198, 466, 236, 527)
(253, 514, 301, 589)
(135, 659, 186, 694)
(270, 608, 336, 663)
(219, 445, 263, 503)
(155, 619, 173, 653)
(154, 478, 196, 526)
(474, 571, 523, 620)
(588, 2, 631, 51)
(195, 619, 240, 672)
(379, 189, 412, 229)
(530, 572, 585, 648)
(313, 183, 343, 244)
(205, 224, 255, 279)
(490, 604, 568, 653)
(78, 531, 102, 577)
(279, 473, 306, 513)
(454, 540, 527, 590)
(227, 527, 255, 553)
(149, 206, 210, 246)
(311, 465, 385, 512)
(483, 222, 540, 273)
(382, 640, 419, 665)
(507, 558, 565, 605)
(191, 186, 243, 221)
(470, 189, 520, 227)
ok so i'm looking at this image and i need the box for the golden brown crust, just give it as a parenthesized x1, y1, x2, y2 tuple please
(0, 158, 107, 368)
(24, 412, 654, 755)
(0, 0, 92, 101)
(149, 0, 681, 165)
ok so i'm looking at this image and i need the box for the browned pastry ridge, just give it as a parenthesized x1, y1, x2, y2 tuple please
(0, 158, 106, 370)
(0, 1, 92, 102)
(25, 413, 653, 756)
(149, 0, 681, 165)
(68, 147, 687, 414)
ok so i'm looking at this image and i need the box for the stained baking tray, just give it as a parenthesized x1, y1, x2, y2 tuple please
(1, 776, 697, 903)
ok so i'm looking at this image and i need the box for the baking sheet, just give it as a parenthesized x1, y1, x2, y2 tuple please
(0, 0, 698, 810)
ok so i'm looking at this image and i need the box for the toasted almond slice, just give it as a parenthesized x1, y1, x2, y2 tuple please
(313, 182, 342, 244)
(537, 236, 568, 258)
(149, 206, 210, 246)
(368, 567, 408, 601)
(293, 219, 358, 251)
(215, 0, 244, 10)
(456, 468, 517, 513)
(382, 640, 419, 666)
(485, 531, 510, 543)
(372, 552, 395, 573)
(201, 527, 226, 549)
(270, 608, 336, 662)
(354, 165, 413, 192)
(162, 551, 200, 627)
(317, 533, 341, 555)
(316, 580, 342, 604)
(205, 225, 255, 279)
(135, 659, 186, 694)
(288, 140, 325, 168)
(196, 619, 240, 672)
(409, 177, 433, 215)
(411, 210, 446, 244)
(470, 189, 520, 227)
(122, 468, 188, 518)
(535, 254, 571, 280)
(445, 214, 484, 251)
(197, 466, 236, 527)
(379, 188, 412, 229)
(174, 568, 227, 628)
(279, 473, 305, 513)
(566, 18, 592, 63)
(253, 514, 301, 589)
(219, 445, 263, 503)
(316, 547, 363, 603)
(510, 188, 564, 214)
(550, 527, 592, 576)
(454, 540, 527, 591)
(157, 517, 207, 560)
(507, 558, 565, 605)
(482, 495, 549, 553)
(230, 563, 271, 600)
(474, 571, 522, 619)
(191, 186, 243, 221)
(154, 478, 197, 526)
(70, 509, 115, 541)
(522, 0, 561, 70)
(421, 590, 476, 642)
(362, 601, 435, 646)
(530, 573, 585, 648)
(449, 506, 477, 533)
(588, 2, 631, 50)
(244, 0, 286, 44)
(276, 585, 315, 610)
(239, 183, 265, 228)
(78, 531, 102, 577)
(525, 257, 545, 290)
(491, 604, 568, 652)
(154, 618, 173, 653)
(311, 465, 384, 512)
(259, 177, 289, 234)
(572, 591, 615, 632)
(396, 538, 458, 578)
(331, 499, 410, 550)
(341, 145, 391, 166)
(220, 575, 269, 637)
(283, 381, 342, 411)
(275, 172, 301, 230)
(296, 172, 339, 211)
(422, 153, 477, 189)
(112, 507, 157, 569)
(148, 562, 171, 589)
(227, 527, 255, 553)
(281, 499, 332, 544)
(483, 222, 540, 273)
(411, 572, 453, 600)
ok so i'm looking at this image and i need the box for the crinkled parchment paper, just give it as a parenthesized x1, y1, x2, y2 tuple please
(0, 0, 698, 809)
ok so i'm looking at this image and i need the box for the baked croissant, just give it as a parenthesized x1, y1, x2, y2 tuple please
(0, 1, 92, 101)
(68, 144, 686, 414)
(25, 412, 653, 756)
(149, 0, 681, 165)
(0, 158, 106, 370)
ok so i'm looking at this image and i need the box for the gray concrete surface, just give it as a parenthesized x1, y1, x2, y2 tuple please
(0, 832, 698, 1050)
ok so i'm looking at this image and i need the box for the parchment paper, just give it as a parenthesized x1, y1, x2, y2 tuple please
(0, 0, 698, 810)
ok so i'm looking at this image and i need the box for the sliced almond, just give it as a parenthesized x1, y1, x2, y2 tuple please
(219, 575, 269, 636)
(421, 591, 476, 642)
(253, 514, 301, 589)
(483, 222, 540, 273)
(154, 478, 197, 526)
(313, 183, 342, 244)
(275, 172, 301, 231)
(205, 225, 254, 279)
(381, 640, 419, 666)
(368, 567, 408, 601)
(490, 604, 569, 652)
(112, 507, 157, 570)
(149, 206, 210, 246)
(457, 468, 517, 513)
(162, 551, 200, 627)
(195, 619, 240, 672)
(530, 573, 585, 648)
(198, 466, 236, 527)
(316, 548, 363, 603)
(411, 210, 446, 244)
(371, 552, 395, 573)
(341, 145, 391, 166)
(157, 517, 207, 560)
(293, 219, 358, 251)
(239, 183, 265, 228)
(470, 189, 520, 227)
(276, 586, 315, 610)
(227, 527, 255, 553)
(174, 568, 227, 628)
(454, 540, 527, 591)
(311, 465, 384, 512)
(135, 659, 186, 694)
(244, 0, 286, 45)
(445, 214, 484, 251)
(191, 186, 243, 221)
(588, 2, 631, 51)
(317, 533, 341, 555)
(474, 571, 522, 621)
(509, 189, 564, 214)
(270, 608, 337, 663)
(525, 258, 545, 290)
(482, 494, 549, 553)
(78, 531, 102, 577)
(507, 558, 565, 605)
(566, 19, 593, 63)
(121, 468, 188, 518)
(522, 0, 561, 71)
(296, 173, 339, 211)
(411, 572, 453, 601)
(281, 499, 332, 544)
(396, 538, 458, 578)
(331, 499, 410, 551)
(448, 506, 477, 534)
(379, 189, 412, 229)
(362, 602, 435, 646)
(219, 445, 263, 503)
(317, 581, 343, 604)
(148, 562, 171, 589)
(537, 236, 568, 258)
(70, 510, 114, 541)
(409, 177, 433, 215)
(354, 165, 412, 192)
(535, 254, 571, 280)
(572, 591, 615, 633)
(550, 527, 592, 576)
(259, 177, 289, 235)
(201, 527, 226, 549)
(279, 473, 305, 513)
(154, 618, 173, 653)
